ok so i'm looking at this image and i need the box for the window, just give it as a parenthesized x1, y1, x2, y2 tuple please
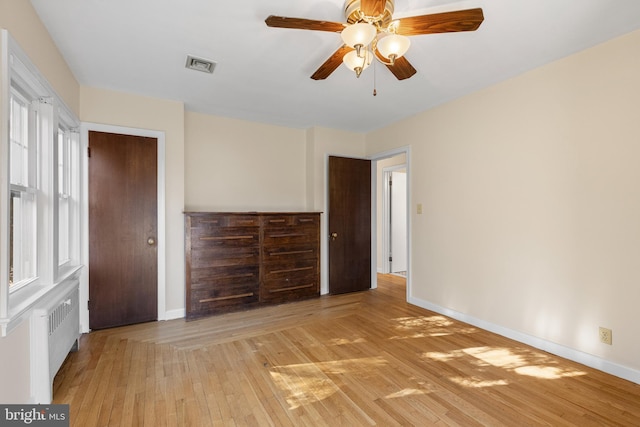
(58, 128, 70, 265)
(9, 90, 37, 290)
(1, 31, 81, 331)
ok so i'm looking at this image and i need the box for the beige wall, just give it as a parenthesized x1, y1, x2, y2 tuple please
(0, 0, 79, 114)
(0, 318, 31, 402)
(366, 29, 640, 374)
(185, 113, 307, 212)
(306, 126, 366, 211)
(81, 86, 186, 313)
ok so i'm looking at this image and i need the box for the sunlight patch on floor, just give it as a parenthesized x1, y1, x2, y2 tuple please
(449, 377, 509, 388)
(463, 347, 525, 369)
(390, 315, 477, 340)
(463, 346, 586, 379)
(269, 357, 388, 409)
(421, 346, 586, 387)
(269, 369, 339, 410)
(328, 337, 367, 346)
(385, 388, 426, 399)
(422, 350, 466, 362)
(515, 365, 586, 379)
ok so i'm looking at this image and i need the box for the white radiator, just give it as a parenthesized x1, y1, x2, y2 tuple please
(31, 278, 80, 403)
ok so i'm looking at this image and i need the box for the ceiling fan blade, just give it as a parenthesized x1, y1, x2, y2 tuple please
(265, 15, 345, 33)
(394, 8, 484, 36)
(360, 0, 387, 17)
(385, 57, 417, 80)
(374, 50, 416, 80)
(311, 45, 354, 80)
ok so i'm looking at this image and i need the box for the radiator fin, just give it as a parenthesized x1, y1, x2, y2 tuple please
(48, 289, 77, 336)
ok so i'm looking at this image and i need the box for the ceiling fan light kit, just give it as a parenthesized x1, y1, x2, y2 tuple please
(265, 0, 484, 81)
(376, 33, 410, 65)
(342, 49, 373, 77)
(341, 22, 377, 56)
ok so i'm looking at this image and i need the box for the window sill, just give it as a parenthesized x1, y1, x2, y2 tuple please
(0, 265, 83, 336)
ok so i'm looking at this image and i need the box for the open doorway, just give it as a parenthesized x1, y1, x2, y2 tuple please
(383, 167, 407, 275)
(373, 150, 409, 294)
(377, 153, 407, 276)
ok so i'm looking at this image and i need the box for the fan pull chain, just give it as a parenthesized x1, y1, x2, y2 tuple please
(373, 58, 377, 96)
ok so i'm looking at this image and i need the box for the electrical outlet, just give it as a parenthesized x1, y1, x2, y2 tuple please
(417, 203, 423, 214)
(599, 327, 612, 345)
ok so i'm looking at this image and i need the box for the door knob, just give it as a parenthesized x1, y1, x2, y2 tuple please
(330, 232, 338, 241)
(147, 237, 156, 246)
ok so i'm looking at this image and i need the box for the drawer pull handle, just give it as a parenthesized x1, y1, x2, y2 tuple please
(269, 250, 313, 256)
(270, 266, 313, 274)
(269, 219, 287, 223)
(200, 292, 254, 303)
(269, 233, 305, 238)
(269, 284, 314, 293)
(195, 273, 254, 281)
(298, 219, 314, 223)
(200, 235, 254, 241)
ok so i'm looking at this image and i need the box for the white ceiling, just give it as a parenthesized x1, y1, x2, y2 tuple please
(30, 0, 640, 133)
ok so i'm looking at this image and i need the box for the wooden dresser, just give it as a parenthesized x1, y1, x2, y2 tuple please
(185, 212, 320, 319)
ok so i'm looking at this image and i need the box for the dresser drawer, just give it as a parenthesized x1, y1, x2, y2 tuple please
(190, 264, 259, 288)
(263, 226, 318, 247)
(189, 247, 259, 271)
(189, 213, 260, 229)
(227, 215, 260, 227)
(261, 275, 319, 303)
(262, 214, 320, 228)
(262, 258, 318, 281)
(190, 227, 259, 249)
(262, 243, 318, 262)
(187, 265, 260, 318)
(189, 283, 260, 318)
(187, 214, 225, 228)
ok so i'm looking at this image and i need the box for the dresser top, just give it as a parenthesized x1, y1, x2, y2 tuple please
(183, 211, 322, 215)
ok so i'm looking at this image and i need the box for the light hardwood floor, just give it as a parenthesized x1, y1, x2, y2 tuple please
(53, 274, 640, 426)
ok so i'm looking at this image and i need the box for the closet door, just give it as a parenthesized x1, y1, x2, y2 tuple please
(89, 131, 157, 330)
(328, 156, 371, 294)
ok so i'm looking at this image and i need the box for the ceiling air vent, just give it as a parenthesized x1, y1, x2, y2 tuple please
(185, 55, 216, 74)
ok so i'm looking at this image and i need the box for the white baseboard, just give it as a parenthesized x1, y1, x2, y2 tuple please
(163, 308, 185, 321)
(408, 295, 640, 385)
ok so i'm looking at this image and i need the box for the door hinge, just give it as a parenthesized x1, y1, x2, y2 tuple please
(87, 146, 91, 157)
(87, 300, 90, 310)
(389, 256, 393, 262)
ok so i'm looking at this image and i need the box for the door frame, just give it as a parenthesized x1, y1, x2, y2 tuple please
(370, 146, 411, 299)
(79, 122, 166, 333)
(382, 164, 407, 274)
(321, 146, 411, 298)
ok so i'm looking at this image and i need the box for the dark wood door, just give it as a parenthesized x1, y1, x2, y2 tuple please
(89, 131, 158, 329)
(328, 156, 371, 294)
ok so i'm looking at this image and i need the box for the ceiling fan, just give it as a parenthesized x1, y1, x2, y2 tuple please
(265, 0, 484, 81)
